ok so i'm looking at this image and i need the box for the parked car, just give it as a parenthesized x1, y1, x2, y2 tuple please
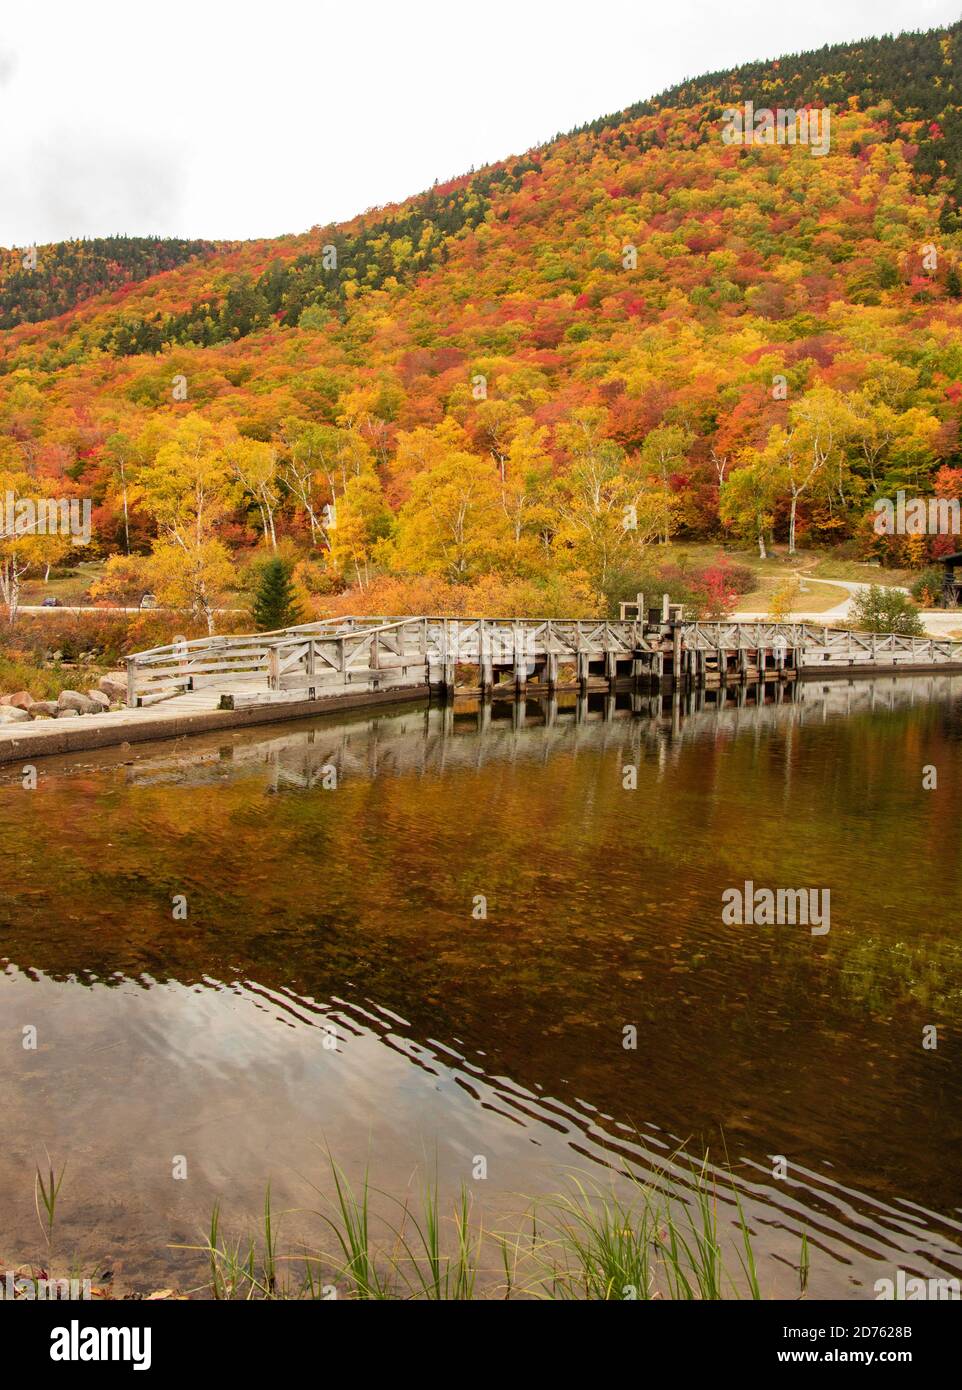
(41, 597, 61, 607)
(139, 592, 157, 610)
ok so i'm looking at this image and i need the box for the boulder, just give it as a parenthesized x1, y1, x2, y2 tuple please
(57, 689, 87, 712)
(0, 705, 31, 723)
(99, 674, 127, 702)
(0, 690, 34, 711)
(86, 689, 110, 710)
(57, 690, 100, 715)
(29, 701, 60, 719)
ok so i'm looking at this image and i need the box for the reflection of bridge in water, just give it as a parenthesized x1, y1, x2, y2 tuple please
(122, 672, 962, 792)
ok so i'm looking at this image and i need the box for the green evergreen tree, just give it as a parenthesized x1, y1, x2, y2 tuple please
(252, 557, 302, 631)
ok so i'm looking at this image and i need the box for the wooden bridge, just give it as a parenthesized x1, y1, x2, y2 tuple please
(125, 597, 962, 710)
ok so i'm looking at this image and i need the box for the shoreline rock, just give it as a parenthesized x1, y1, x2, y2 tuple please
(0, 705, 31, 723)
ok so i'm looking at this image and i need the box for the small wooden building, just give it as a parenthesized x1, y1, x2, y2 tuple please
(938, 552, 962, 605)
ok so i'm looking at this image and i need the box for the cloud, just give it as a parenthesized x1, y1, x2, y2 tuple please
(0, 127, 189, 244)
(0, 47, 17, 86)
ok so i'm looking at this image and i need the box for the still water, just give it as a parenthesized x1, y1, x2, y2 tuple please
(2, 678, 961, 1297)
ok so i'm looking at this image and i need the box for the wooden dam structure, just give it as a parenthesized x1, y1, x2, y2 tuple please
(125, 596, 962, 710)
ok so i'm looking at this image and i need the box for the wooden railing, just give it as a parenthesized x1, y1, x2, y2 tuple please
(267, 618, 430, 693)
(126, 616, 653, 704)
(126, 615, 962, 706)
(125, 619, 349, 705)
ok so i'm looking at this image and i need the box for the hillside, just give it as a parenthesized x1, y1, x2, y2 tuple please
(3, 20, 962, 633)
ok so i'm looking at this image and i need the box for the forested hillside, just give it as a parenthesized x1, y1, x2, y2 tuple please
(0, 236, 220, 330)
(3, 20, 962, 633)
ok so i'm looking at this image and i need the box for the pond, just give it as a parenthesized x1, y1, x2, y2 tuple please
(2, 677, 961, 1297)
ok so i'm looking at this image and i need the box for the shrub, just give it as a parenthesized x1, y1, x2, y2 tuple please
(850, 585, 925, 635)
(910, 566, 946, 607)
(611, 558, 752, 620)
(0, 657, 105, 701)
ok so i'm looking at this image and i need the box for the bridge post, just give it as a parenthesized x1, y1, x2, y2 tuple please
(605, 648, 618, 685)
(546, 652, 558, 689)
(479, 619, 493, 694)
(577, 650, 589, 690)
(443, 619, 455, 691)
(513, 622, 527, 691)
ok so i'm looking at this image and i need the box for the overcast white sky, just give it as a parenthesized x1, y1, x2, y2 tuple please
(0, 0, 959, 246)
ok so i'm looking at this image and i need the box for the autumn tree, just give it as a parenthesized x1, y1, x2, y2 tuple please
(390, 421, 507, 581)
(638, 424, 691, 543)
(134, 417, 239, 634)
(0, 466, 73, 623)
(329, 471, 393, 589)
(224, 433, 281, 549)
(719, 452, 780, 559)
(553, 412, 678, 590)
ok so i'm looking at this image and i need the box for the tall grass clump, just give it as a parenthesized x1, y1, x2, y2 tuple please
(188, 1151, 808, 1301)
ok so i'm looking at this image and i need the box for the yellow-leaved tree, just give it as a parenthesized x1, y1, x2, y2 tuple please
(553, 412, 679, 591)
(0, 457, 74, 624)
(134, 417, 240, 634)
(390, 421, 508, 581)
(329, 472, 393, 590)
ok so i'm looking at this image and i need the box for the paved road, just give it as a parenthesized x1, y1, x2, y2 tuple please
(730, 573, 958, 629)
(17, 605, 245, 615)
